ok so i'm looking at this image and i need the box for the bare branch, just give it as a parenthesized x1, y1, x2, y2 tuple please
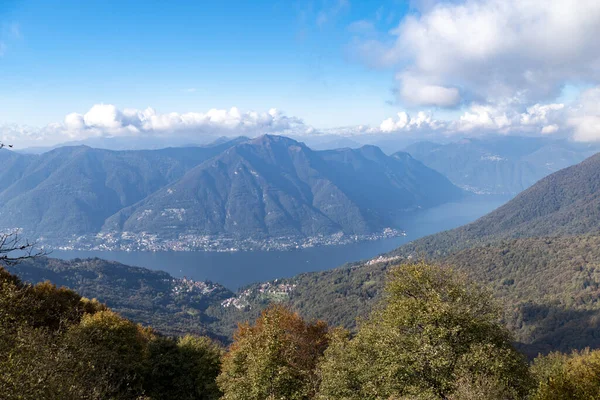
(0, 230, 49, 267)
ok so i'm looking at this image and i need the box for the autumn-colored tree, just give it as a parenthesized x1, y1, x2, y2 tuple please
(317, 262, 533, 400)
(0, 268, 106, 399)
(531, 348, 600, 399)
(63, 310, 154, 399)
(217, 304, 329, 400)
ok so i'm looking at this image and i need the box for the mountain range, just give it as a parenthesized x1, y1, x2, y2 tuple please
(6, 147, 600, 356)
(404, 136, 600, 195)
(105, 135, 463, 238)
(0, 135, 462, 244)
(210, 150, 600, 355)
(0, 138, 246, 238)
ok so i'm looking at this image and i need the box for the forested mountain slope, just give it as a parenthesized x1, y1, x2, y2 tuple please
(104, 135, 463, 238)
(6, 257, 233, 340)
(0, 135, 462, 243)
(0, 139, 244, 238)
(211, 152, 600, 354)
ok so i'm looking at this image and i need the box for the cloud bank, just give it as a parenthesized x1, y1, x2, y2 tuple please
(4, 87, 600, 148)
(0, 105, 304, 147)
(353, 0, 600, 108)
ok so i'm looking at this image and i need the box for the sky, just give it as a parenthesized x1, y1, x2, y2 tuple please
(1, 0, 600, 147)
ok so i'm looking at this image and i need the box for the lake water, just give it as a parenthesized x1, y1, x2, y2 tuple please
(52, 195, 510, 290)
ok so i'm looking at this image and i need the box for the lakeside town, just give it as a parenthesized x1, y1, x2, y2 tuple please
(46, 227, 405, 252)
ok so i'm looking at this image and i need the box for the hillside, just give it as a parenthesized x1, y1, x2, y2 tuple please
(104, 135, 463, 239)
(0, 139, 245, 239)
(404, 136, 599, 195)
(6, 257, 233, 340)
(209, 152, 600, 354)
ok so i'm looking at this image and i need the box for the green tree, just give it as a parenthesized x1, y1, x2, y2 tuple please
(145, 334, 223, 400)
(217, 304, 329, 400)
(62, 310, 154, 399)
(317, 262, 533, 399)
(0, 268, 106, 399)
(531, 348, 600, 399)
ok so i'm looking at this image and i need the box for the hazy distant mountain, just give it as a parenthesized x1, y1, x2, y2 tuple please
(404, 136, 600, 194)
(401, 151, 600, 250)
(104, 135, 463, 238)
(18, 135, 248, 154)
(0, 135, 462, 243)
(0, 139, 243, 238)
(307, 137, 362, 150)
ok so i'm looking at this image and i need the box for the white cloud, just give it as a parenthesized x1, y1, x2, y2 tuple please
(399, 72, 460, 107)
(355, 0, 600, 107)
(541, 124, 559, 135)
(569, 87, 600, 142)
(371, 86, 600, 140)
(5, 85, 600, 148)
(379, 110, 447, 133)
(520, 103, 565, 126)
(0, 105, 305, 147)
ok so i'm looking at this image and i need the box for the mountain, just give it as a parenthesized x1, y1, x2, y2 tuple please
(18, 134, 245, 153)
(0, 139, 244, 238)
(8, 150, 600, 354)
(391, 151, 600, 256)
(209, 151, 600, 354)
(306, 137, 362, 150)
(404, 136, 600, 195)
(104, 135, 463, 239)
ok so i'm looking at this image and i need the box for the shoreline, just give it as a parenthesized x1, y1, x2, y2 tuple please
(41, 228, 406, 253)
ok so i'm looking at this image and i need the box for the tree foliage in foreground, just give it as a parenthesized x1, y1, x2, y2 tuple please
(530, 348, 600, 399)
(0, 267, 222, 400)
(6, 257, 600, 399)
(317, 262, 533, 399)
(217, 304, 329, 400)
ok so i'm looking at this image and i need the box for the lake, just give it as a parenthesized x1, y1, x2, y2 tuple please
(52, 195, 510, 290)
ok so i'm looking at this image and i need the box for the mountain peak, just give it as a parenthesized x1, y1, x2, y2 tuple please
(357, 144, 386, 158)
(250, 134, 301, 146)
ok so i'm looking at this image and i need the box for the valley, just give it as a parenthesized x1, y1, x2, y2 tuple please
(49, 194, 508, 289)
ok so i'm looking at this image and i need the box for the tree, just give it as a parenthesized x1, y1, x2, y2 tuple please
(531, 348, 600, 399)
(145, 334, 223, 400)
(217, 305, 329, 400)
(62, 310, 153, 399)
(0, 268, 106, 399)
(317, 262, 533, 400)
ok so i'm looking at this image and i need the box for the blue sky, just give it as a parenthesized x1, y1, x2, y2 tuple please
(1, 0, 600, 146)
(0, 0, 409, 128)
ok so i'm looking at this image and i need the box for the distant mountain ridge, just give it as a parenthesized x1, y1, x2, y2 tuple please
(390, 151, 600, 257)
(0, 135, 462, 244)
(404, 136, 600, 195)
